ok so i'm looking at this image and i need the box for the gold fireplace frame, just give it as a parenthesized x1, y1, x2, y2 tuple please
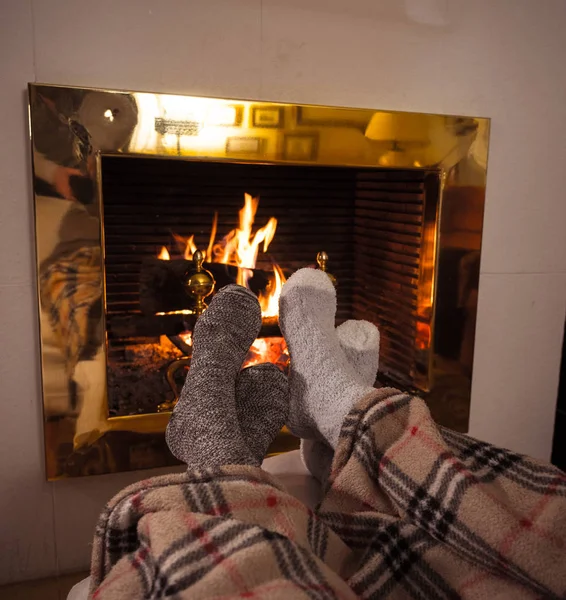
(29, 83, 489, 479)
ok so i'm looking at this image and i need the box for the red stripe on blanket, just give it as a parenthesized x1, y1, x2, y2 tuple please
(184, 512, 251, 593)
(499, 476, 565, 556)
(92, 546, 148, 599)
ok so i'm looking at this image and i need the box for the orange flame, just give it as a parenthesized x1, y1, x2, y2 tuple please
(173, 233, 197, 260)
(158, 246, 170, 260)
(206, 211, 218, 263)
(259, 264, 287, 318)
(156, 194, 284, 317)
(214, 193, 277, 268)
(213, 193, 278, 292)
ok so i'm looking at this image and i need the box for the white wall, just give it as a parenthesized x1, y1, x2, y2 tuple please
(1, 0, 565, 584)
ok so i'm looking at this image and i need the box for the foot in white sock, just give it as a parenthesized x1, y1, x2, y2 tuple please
(279, 268, 377, 449)
(336, 320, 379, 385)
(300, 319, 380, 482)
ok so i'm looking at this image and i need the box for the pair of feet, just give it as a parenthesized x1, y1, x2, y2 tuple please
(166, 268, 380, 480)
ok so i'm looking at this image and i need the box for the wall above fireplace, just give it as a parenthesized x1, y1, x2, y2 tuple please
(29, 83, 489, 478)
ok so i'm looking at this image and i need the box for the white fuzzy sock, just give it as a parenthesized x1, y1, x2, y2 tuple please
(279, 268, 376, 449)
(336, 319, 380, 386)
(300, 319, 380, 482)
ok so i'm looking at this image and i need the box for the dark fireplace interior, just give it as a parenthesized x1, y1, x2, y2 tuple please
(101, 156, 437, 416)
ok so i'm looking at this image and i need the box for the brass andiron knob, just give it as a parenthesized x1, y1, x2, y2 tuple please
(183, 249, 215, 316)
(316, 251, 337, 287)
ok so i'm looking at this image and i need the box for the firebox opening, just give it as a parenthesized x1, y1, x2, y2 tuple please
(101, 156, 436, 417)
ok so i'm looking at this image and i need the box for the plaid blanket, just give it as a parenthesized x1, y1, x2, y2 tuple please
(90, 388, 566, 599)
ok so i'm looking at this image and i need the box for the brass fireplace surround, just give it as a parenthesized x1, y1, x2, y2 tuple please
(29, 83, 489, 479)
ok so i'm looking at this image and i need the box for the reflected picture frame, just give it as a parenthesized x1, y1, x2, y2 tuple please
(283, 133, 319, 161)
(251, 106, 284, 128)
(226, 136, 263, 154)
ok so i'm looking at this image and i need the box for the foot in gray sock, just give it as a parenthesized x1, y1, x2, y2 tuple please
(236, 364, 289, 464)
(279, 268, 376, 449)
(300, 319, 380, 483)
(166, 285, 261, 469)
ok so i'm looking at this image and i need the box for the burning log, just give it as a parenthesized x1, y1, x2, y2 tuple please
(107, 311, 281, 341)
(147, 193, 287, 318)
(139, 257, 271, 316)
(107, 313, 195, 340)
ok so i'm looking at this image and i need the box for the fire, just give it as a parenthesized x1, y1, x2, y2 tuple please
(206, 211, 218, 263)
(213, 193, 278, 291)
(158, 246, 170, 260)
(258, 264, 286, 318)
(173, 233, 197, 260)
(175, 331, 288, 371)
(179, 331, 192, 346)
(244, 337, 289, 371)
(215, 194, 277, 267)
(156, 193, 286, 317)
(165, 213, 219, 262)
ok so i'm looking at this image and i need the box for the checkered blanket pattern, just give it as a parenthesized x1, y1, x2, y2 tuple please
(90, 388, 566, 599)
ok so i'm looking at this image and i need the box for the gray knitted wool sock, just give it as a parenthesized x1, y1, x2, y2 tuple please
(236, 364, 289, 464)
(279, 268, 376, 449)
(300, 319, 380, 483)
(166, 285, 261, 469)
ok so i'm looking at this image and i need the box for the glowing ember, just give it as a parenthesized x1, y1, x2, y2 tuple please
(179, 331, 193, 347)
(156, 193, 286, 317)
(244, 337, 288, 370)
(174, 332, 287, 371)
(158, 246, 170, 260)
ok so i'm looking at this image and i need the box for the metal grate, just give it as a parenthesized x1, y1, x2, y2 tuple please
(353, 170, 427, 386)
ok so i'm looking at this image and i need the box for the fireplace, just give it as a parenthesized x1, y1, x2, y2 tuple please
(102, 157, 438, 416)
(29, 83, 489, 479)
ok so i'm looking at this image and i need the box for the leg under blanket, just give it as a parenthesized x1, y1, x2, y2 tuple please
(89, 388, 566, 599)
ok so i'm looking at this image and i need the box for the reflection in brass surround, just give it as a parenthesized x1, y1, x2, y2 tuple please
(29, 83, 489, 479)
